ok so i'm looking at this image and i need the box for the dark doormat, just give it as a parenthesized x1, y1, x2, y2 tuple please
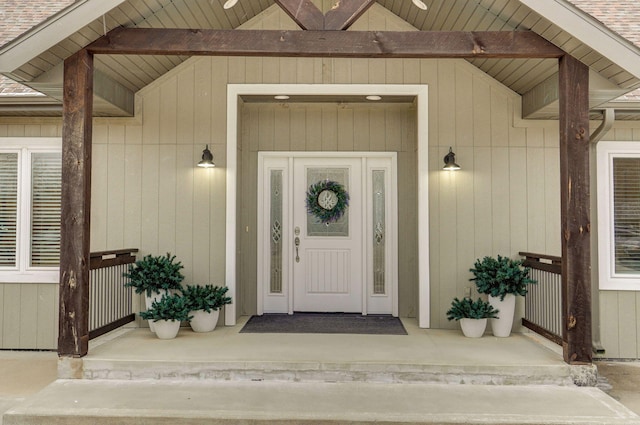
(240, 313, 407, 335)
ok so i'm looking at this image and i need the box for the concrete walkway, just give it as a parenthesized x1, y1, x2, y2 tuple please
(5, 379, 640, 425)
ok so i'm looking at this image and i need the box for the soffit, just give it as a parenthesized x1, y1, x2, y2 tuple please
(3, 0, 640, 119)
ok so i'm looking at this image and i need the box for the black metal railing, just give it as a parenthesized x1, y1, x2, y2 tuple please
(520, 252, 562, 345)
(89, 248, 138, 339)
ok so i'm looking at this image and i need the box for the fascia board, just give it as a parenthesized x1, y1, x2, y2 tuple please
(0, 0, 127, 73)
(519, 0, 640, 81)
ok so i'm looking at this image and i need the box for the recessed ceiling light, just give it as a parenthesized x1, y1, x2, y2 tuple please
(223, 0, 238, 10)
(366, 95, 382, 101)
(274, 95, 290, 100)
(412, 0, 428, 10)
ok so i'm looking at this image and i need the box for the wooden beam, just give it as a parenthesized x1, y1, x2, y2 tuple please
(558, 54, 592, 365)
(88, 28, 565, 59)
(324, 0, 377, 30)
(58, 49, 93, 358)
(274, 0, 324, 30)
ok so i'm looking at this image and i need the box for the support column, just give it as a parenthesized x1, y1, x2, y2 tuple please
(58, 49, 94, 357)
(558, 54, 592, 364)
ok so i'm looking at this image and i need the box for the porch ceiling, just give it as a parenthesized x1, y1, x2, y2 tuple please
(2, 0, 639, 119)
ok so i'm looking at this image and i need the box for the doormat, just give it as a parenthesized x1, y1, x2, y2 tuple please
(240, 313, 407, 335)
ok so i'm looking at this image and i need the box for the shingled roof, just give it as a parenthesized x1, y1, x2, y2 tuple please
(568, 0, 640, 50)
(0, 0, 73, 97)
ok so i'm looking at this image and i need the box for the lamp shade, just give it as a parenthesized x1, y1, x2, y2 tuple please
(443, 147, 460, 170)
(198, 145, 215, 168)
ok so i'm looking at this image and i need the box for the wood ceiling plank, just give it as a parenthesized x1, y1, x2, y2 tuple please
(88, 28, 565, 58)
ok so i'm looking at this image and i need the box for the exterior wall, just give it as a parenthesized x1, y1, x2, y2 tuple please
(86, 2, 563, 330)
(594, 125, 640, 359)
(0, 122, 61, 349)
(238, 103, 417, 317)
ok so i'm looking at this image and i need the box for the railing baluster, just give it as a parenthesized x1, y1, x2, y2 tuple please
(88, 249, 139, 340)
(520, 252, 563, 345)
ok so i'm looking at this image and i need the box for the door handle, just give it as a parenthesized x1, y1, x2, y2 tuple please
(294, 226, 300, 263)
(294, 236, 300, 263)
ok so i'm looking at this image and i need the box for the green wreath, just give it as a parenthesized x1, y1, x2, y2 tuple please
(305, 180, 350, 224)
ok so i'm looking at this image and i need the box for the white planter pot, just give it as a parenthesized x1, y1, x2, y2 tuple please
(152, 319, 181, 339)
(459, 318, 487, 338)
(189, 310, 220, 333)
(145, 289, 169, 333)
(488, 293, 516, 337)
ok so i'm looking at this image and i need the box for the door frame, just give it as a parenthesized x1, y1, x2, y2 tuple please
(225, 84, 430, 327)
(257, 152, 398, 316)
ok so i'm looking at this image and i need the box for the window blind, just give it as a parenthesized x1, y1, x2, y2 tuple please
(0, 153, 18, 267)
(30, 152, 61, 267)
(613, 157, 640, 274)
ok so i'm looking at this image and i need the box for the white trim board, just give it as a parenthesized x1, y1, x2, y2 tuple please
(226, 84, 430, 327)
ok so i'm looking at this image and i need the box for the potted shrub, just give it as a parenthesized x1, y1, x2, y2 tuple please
(139, 293, 192, 339)
(469, 255, 536, 337)
(123, 253, 184, 332)
(182, 284, 232, 332)
(446, 297, 499, 338)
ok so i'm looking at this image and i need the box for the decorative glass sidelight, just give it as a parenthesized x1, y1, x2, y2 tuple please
(270, 170, 283, 293)
(307, 167, 349, 237)
(372, 170, 386, 294)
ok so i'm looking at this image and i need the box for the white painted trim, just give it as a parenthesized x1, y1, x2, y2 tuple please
(0, 0, 127, 72)
(519, 0, 640, 80)
(227, 84, 430, 327)
(597, 141, 640, 291)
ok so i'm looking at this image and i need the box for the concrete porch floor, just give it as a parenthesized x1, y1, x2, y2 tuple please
(76, 316, 582, 385)
(4, 317, 640, 425)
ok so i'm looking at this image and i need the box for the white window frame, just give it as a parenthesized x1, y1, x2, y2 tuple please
(0, 138, 61, 283)
(597, 141, 640, 291)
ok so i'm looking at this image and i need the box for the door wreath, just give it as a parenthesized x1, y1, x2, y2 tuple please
(305, 180, 350, 224)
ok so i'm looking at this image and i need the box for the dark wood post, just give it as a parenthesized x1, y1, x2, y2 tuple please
(558, 54, 592, 364)
(58, 49, 94, 357)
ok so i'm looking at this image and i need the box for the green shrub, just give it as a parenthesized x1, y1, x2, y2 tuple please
(139, 293, 192, 322)
(446, 297, 499, 321)
(123, 253, 184, 297)
(182, 284, 232, 313)
(470, 255, 536, 301)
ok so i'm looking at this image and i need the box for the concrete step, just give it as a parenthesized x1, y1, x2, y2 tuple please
(81, 357, 583, 386)
(5, 379, 640, 425)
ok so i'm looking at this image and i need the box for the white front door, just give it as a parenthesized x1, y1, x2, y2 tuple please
(292, 157, 363, 312)
(258, 152, 398, 316)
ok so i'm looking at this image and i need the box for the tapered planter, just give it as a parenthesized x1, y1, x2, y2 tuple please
(145, 290, 169, 333)
(459, 318, 487, 338)
(488, 294, 516, 337)
(189, 310, 220, 333)
(153, 319, 181, 339)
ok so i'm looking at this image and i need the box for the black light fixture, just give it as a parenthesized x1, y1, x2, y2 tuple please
(198, 145, 215, 168)
(443, 147, 460, 171)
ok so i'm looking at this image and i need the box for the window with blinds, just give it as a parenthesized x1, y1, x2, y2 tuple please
(30, 153, 61, 267)
(0, 142, 61, 281)
(0, 153, 18, 267)
(598, 142, 640, 291)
